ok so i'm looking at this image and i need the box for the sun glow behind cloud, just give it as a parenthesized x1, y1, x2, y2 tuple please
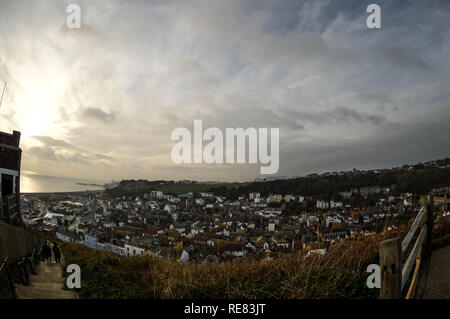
(0, 0, 449, 188)
(6, 51, 69, 137)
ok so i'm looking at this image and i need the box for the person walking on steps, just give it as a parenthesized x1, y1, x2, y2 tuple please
(53, 242, 61, 264)
(42, 241, 52, 263)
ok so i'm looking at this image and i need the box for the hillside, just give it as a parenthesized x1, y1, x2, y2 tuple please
(104, 166, 450, 201)
(210, 168, 450, 200)
(61, 227, 409, 299)
(105, 179, 246, 197)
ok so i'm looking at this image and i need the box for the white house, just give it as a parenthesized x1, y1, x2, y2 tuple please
(308, 248, 326, 256)
(125, 244, 145, 256)
(330, 200, 343, 209)
(316, 200, 329, 209)
(249, 192, 260, 200)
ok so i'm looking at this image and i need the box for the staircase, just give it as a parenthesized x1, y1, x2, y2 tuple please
(15, 258, 78, 299)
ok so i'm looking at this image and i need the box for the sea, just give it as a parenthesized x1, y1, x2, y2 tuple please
(20, 173, 106, 193)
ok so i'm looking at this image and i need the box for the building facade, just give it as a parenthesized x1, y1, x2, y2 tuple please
(0, 130, 22, 222)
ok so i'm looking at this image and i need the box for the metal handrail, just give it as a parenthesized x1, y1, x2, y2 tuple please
(0, 249, 40, 297)
(17, 259, 29, 284)
(28, 249, 37, 274)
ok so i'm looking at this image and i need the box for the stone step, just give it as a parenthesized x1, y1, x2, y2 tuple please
(34, 271, 63, 278)
(29, 274, 64, 283)
(33, 270, 63, 277)
(35, 264, 63, 276)
(29, 281, 64, 290)
(15, 251, 78, 299)
(15, 284, 78, 299)
(36, 263, 64, 271)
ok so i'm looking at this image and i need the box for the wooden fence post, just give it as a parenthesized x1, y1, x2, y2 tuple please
(426, 195, 434, 257)
(379, 237, 401, 298)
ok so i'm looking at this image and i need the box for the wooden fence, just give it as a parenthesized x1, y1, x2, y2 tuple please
(0, 221, 42, 298)
(379, 195, 436, 298)
(0, 221, 41, 264)
(0, 194, 20, 222)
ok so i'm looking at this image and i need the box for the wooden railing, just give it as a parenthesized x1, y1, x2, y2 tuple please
(0, 221, 42, 298)
(0, 249, 42, 298)
(0, 194, 20, 222)
(379, 195, 435, 298)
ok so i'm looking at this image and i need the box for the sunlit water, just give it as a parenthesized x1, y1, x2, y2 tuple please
(21, 173, 105, 193)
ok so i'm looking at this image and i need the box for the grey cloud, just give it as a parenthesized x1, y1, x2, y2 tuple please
(330, 106, 387, 126)
(278, 115, 450, 176)
(174, 60, 220, 88)
(1, 0, 449, 183)
(57, 23, 103, 43)
(32, 136, 79, 150)
(61, 152, 91, 165)
(382, 47, 428, 70)
(287, 106, 388, 126)
(28, 135, 116, 166)
(93, 153, 116, 161)
(27, 146, 58, 162)
(27, 145, 93, 166)
(80, 107, 115, 124)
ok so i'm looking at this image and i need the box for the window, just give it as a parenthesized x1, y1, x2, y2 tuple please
(1, 174, 14, 197)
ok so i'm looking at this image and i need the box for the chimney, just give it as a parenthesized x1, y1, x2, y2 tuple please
(12, 130, 21, 146)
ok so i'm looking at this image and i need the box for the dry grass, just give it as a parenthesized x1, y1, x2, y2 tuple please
(62, 227, 408, 299)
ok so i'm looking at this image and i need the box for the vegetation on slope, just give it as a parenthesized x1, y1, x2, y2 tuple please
(104, 165, 450, 200)
(62, 228, 408, 299)
(210, 168, 450, 199)
(105, 180, 246, 197)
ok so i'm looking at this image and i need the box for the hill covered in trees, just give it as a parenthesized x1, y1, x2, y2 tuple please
(105, 158, 450, 199)
(210, 167, 450, 200)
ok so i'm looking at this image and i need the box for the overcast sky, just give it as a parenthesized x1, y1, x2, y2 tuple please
(0, 0, 449, 185)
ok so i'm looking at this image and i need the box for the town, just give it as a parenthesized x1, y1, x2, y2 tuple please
(20, 159, 450, 263)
